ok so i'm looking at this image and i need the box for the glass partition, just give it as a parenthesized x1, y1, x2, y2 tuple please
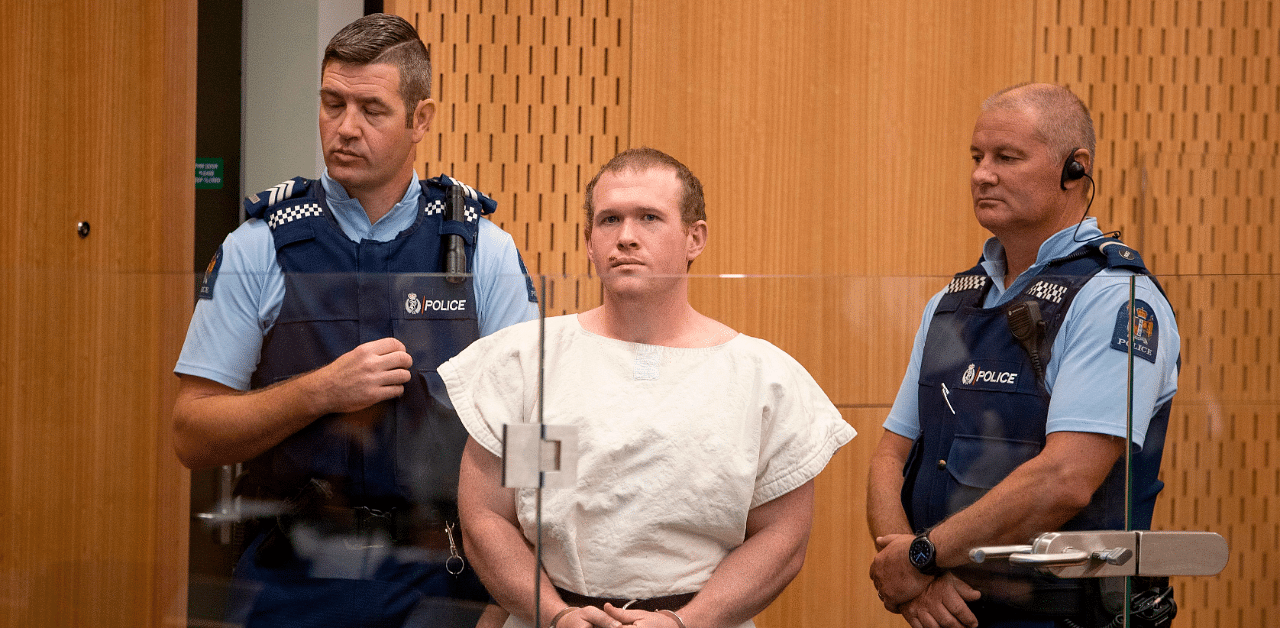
(169, 267, 1276, 627)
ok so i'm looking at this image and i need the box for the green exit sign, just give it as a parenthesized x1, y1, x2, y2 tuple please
(196, 157, 224, 190)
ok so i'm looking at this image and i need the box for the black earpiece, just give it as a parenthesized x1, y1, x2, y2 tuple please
(1060, 148, 1087, 189)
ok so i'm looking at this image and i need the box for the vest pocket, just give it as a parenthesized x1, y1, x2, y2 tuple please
(946, 434, 1041, 488)
(944, 434, 1041, 514)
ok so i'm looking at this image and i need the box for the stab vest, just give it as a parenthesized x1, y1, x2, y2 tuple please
(902, 239, 1174, 615)
(240, 175, 495, 517)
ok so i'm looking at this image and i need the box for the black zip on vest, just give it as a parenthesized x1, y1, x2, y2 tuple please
(240, 176, 490, 524)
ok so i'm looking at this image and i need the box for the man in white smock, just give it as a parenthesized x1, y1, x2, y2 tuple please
(441, 147, 856, 628)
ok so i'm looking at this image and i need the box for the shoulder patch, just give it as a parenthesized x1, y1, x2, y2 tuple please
(1110, 299, 1159, 363)
(945, 275, 989, 294)
(198, 245, 223, 300)
(243, 177, 313, 220)
(266, 202, 324, 230)
(427, 174, 498, 216)
(1025, 279, 1068, 304)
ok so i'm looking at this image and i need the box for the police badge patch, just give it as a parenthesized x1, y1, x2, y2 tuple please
(1110, 299, 1159, 363)
(198, 245, 223, 300)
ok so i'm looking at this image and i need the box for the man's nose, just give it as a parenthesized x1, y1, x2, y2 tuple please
(337, 107, 360, 138)
(972, 159, 996, 186)
(616, 219, 639, 248)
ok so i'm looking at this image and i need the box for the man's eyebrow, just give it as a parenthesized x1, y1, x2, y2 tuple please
(319, 88, 392, 107)
(971, 143, 1025, 154)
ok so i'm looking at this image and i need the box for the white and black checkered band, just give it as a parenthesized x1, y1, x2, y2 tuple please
(268, 202, 324, 230)
(464, 207, 477, 222)
(945, 276, 989, 294)
(1026, 280, 1069, 304)
(424, 200, 444, 216)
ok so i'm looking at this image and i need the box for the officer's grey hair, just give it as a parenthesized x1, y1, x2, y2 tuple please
(983, 83, 1096, 170)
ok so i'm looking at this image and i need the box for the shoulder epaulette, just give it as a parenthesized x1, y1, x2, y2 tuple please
(1097, 239, 1146, 270)
(244, 177, 317, 220)
(425, 174, 498, 216)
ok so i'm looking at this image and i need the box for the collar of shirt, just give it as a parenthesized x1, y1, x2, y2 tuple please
(978, 217, 1103, 307)
(319, 170, 422, 243)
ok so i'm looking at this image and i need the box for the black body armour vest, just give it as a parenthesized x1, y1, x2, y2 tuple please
(240, 176, 492, 522)
(903, 239, 1174, 616)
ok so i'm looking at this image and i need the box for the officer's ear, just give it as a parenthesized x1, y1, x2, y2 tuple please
(411, 98, 436, 142)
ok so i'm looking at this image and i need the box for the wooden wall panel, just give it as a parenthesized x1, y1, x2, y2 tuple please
(0, 1, 194, 627)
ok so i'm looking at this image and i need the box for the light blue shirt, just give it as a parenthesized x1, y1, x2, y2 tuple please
(883, 219, 1180, 448)
(175, 171, 539, 390)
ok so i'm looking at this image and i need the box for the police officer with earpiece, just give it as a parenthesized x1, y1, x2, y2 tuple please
(173, 13, 537, 627)
(867, 83, 1180, 628)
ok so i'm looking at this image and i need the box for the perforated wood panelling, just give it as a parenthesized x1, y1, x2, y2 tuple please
(394, 0, 629, 314)
(1036, 2, 1279, 625)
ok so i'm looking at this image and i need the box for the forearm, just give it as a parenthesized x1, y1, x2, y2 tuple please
(462, 509, 570, 627)
(459, 438, 573, 628)
(929, 431, 1125, 568)
(867, 430, 915, 540)
(679, 482, 814, 628)
(172, 373, 329, 469)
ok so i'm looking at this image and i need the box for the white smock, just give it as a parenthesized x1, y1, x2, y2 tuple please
(440, 315, 855, 628)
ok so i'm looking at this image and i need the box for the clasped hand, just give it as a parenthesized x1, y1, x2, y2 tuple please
(557, 604, 683, 628)
(870, 534, 980, 628)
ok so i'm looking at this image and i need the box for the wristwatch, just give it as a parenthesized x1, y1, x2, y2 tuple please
(908, 529, 943, 576)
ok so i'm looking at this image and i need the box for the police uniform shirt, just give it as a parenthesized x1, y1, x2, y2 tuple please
(882, 218, 1180, 449)
(175, 170, 539, 390)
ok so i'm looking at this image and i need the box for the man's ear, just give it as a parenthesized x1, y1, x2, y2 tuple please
(685, 220, 708, 262)
(411, 98, 436, 142)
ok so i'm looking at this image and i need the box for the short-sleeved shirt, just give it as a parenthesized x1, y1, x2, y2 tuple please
(175, 171, 538, 389)
(440, 314, 855, 601)
(883, 219, 1180, 448)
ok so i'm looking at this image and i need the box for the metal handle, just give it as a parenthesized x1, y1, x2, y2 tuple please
(1008, 549, 1090, 566)
(191, 464, 238, 544)
(969, 545, 1034, 563)
(968, 530, 1227, 578)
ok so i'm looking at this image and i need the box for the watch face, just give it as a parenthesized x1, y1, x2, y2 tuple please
(909, 536, 934, 567)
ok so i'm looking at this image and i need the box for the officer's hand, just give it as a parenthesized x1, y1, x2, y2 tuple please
(870, 534, 934, 610)
(899, 572, 981, 628)
(313, 337, 413, 414)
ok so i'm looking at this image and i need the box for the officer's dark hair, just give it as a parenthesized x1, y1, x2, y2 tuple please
(323, 13, 431, 127)
(582, 147, 706, 242)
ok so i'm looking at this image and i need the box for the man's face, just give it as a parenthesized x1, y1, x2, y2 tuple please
(319, 61, 433, 196)
(586, 167, 705, 296)
(969, 105, 1070, 241)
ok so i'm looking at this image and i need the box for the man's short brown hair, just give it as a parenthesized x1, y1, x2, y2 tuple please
(323, 13, 431, 127)
(583, 147, 706, 241)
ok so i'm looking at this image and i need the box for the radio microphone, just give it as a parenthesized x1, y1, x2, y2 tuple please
(1007, 300, 1047, 387)
(444, 185, 467, 284)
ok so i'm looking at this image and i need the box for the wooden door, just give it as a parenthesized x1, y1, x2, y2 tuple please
(0, 1, 195, 626)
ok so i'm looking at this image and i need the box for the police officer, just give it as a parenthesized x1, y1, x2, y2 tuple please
(867, 83, 1180, 628)
(173, 13, 537, 627)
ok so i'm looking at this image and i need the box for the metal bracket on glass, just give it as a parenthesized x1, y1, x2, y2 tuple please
(502, 423, 579, 489)
(968, 530, 1228, 578)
